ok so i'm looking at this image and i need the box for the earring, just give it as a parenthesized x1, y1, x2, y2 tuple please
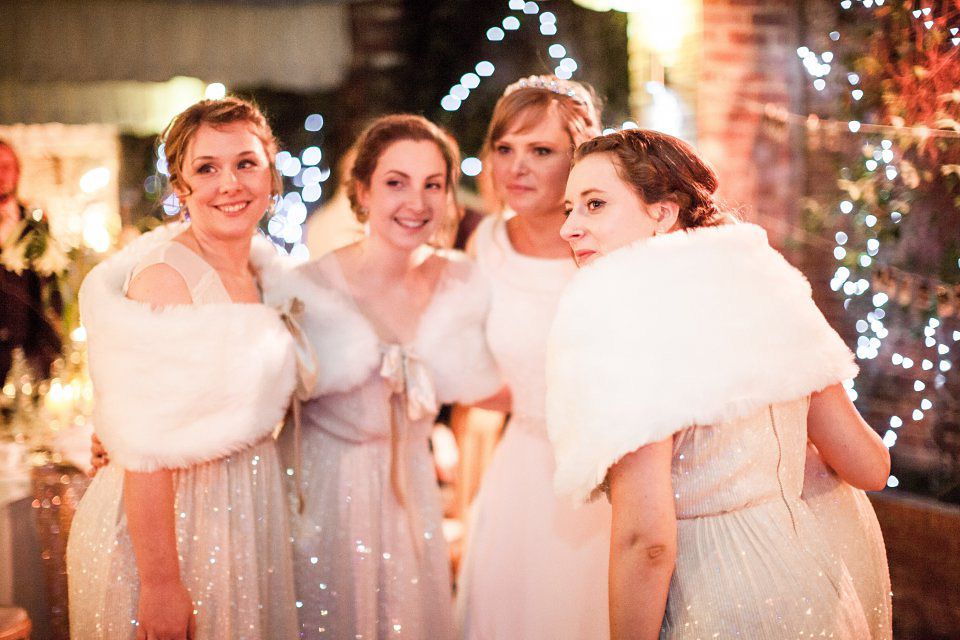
(356, 206, 369, 223)
(180, 206, 190, 222)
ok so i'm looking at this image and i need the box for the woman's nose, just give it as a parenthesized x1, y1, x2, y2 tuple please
(407, 189, 426, 211)
(560, 212, 583, 241)
(218, 168, 240, 191)
(511, 152, 529, 176)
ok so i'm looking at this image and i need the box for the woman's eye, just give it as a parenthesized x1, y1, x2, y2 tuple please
(238, 159, 257, 169)
(534, 147, 553, 156)
(426, 181, 444, 190)
(563, 206, 573, 217)
(386, 179, 403, 188)
(494, 144, 511, 155)
(586, 199, 605, 211)
(196, 164, 215, 174)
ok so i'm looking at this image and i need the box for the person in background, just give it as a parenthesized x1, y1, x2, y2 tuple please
(0, 140, 61, 384)
(305, 144, 365, 257)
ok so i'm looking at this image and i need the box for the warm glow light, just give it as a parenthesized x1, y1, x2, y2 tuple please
(79, 167, 111, 194)
(205, 82, 227, 100)
(82, 205, 112, 253)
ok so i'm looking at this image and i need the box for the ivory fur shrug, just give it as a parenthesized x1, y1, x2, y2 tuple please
(257, 247, 502, 405)
(546, 223, 858, 503)
(80, 223, 299, 471)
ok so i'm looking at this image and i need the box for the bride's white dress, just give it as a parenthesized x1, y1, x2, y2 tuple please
(456, 216, 611, 639)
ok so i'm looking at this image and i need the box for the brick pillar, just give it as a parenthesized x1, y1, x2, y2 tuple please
(697, 0, 805, 246)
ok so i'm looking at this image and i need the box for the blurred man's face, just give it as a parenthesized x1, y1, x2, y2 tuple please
(0, 145, 19, 201)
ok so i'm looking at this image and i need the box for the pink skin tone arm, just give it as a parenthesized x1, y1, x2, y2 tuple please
(607, 437, 676, 640)
(807, 382, 890, 491)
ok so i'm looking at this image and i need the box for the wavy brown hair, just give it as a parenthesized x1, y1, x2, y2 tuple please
(574, 129, 729, 230)
(345, 114, 462, 246)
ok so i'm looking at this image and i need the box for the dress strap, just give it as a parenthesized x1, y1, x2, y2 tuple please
(125, 241, 231, 304)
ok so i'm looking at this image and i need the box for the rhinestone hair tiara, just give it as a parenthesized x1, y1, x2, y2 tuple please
(503, 75, 588, 107)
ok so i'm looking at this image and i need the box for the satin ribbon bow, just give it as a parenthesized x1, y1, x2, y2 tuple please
(379, 344, 437, 559)
(379, 344, 438, 421)
(276, 297, 318, 401)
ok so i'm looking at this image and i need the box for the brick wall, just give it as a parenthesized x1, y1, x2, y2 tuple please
(697, 0, 805, 247)
(696, 1, 960, 635)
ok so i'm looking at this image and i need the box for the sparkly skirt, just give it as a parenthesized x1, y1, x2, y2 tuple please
(803, 450, 892, 639)
(665, 496, 870, 639)
(66, 439, 298, 639)
(282, 425, 454, 640)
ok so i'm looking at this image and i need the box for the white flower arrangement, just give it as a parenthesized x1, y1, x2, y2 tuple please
(0, 212, 72, 277)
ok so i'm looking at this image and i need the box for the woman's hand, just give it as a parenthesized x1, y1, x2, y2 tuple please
(135, 580, 196, 640)
(89, 433, 109, 476)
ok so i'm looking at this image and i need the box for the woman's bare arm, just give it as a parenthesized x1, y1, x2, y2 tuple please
(123, 264, 196, 639)
(807, 383, 890, 491)
(607, 437, 676, 640)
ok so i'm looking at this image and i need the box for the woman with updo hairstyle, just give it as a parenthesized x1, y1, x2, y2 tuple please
(276, 113, 500, 639)
(455, 75, 613, 639)
(67, 97, 302, 639)
(547, 128, 892, 638)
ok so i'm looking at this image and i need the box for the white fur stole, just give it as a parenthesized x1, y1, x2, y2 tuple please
(272, 249, 501, 404)
(259, 256, 381, 398)
(80, 223, 298, 471)
(546, 223, 858, 503)
(416, 250, 502, 404)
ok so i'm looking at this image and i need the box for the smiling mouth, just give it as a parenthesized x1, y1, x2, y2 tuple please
(216, 202, 250, 214)
(394, 216, 430, 229)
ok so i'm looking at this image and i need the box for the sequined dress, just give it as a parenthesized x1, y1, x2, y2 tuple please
(661, 399, 870, 637)
(67, 241, 299, 639)
(456, 216, 611, 639)
(546, 224, 878, 638)
(803, 446, 892, 638)
(281, 250, 499, 640)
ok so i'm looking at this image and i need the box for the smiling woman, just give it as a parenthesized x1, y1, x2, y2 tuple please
(66, 97, 301, 640)
(275, 114, 502, 640)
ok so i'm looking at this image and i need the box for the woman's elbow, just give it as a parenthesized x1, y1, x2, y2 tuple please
(864, 447, 891, 491)
(614, 531, 677, 573)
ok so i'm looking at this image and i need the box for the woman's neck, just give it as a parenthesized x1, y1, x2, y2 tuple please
(350, 235, 424, 287)
(507, 208, 570, 258)
(177, 225, 252, 277)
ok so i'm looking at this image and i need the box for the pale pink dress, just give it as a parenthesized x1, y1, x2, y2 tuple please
(282, 250, 500, 640)
(456, 216, 611, 639)
(803, 446, 893, 639)
(67, 241, 298, 640)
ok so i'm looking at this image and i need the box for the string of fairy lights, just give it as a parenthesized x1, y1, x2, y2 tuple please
(797, 0, 960, 488)
(154, 1, 584, 249)
(439, 0, 583, 178)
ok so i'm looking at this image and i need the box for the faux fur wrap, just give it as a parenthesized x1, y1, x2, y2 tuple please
(415, 250, 502, 405)
(546, 223, 858, 504)
(270, 249, 501, 404)
(80, 223, 298, 471)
